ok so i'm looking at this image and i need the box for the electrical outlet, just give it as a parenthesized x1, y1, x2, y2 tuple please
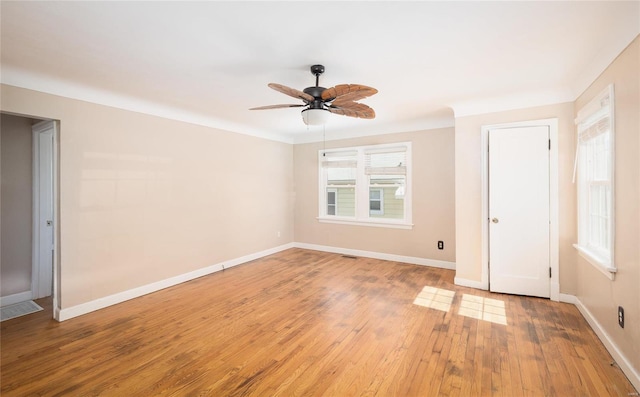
(437, 241, 444, 250)
(618, 306, 624, 328)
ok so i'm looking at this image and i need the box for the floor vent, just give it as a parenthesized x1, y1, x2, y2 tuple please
(1, 300, 43, 322)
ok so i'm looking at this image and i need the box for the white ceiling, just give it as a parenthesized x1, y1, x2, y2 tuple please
(1, 1, 638, 143)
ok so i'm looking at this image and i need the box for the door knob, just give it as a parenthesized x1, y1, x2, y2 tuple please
(491, 218, 499, 223)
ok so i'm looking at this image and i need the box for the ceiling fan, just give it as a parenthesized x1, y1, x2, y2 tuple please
(249, 64, 378, 125)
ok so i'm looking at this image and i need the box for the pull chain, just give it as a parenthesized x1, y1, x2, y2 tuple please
(323, 123, 326, 157)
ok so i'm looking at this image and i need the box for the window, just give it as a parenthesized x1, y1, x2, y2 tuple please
(369, 189, 383, 215)
(574, 84, 615, 277)
(327, 188, 337, 215)
(319, 142, 412, 228)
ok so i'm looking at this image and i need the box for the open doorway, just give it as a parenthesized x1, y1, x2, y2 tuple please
(0, 113, 59, 319)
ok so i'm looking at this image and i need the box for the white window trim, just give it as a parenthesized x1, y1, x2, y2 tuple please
(318, 142, 412, 229)
(573, 244, 616, 280)
(317, 217, 414, 230)
(574, 84, 616, 280)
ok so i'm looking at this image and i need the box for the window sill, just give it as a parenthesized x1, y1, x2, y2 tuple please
(573, 244, 616, 280)
(317, 217, 414, 230)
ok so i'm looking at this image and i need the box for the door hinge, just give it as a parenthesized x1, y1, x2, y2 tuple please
(549, 267, 552, 278)
(548, 139, 551, 150)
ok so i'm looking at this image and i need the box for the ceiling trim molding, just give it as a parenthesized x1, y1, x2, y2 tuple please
(291, 118, 455, 144)
(0, 66, 294, 144)
(450, 88, 575, 119)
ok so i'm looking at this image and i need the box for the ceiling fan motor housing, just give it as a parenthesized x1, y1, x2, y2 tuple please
(303, 86, 327, 109)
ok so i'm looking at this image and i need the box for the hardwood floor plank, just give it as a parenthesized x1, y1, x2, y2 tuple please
(504, 302, 525, 397)
(1, 248, 637, 396)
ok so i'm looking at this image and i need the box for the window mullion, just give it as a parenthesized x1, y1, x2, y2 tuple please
(355, 149, 368, 220)
(319, 163, 326, 217)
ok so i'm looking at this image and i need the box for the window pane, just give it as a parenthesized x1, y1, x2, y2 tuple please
(327, 190, 336, 216)
(336, 187, 355, 217)
(369, 188, 382, 215)
(327, 191, 336, 205)
(369, 177, 405, 219)
(370, 187, 404, 219)
(588, 183, 610, 253)
(327, 187, 355, 217)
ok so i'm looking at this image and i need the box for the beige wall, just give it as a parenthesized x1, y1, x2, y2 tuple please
(294, 128, 456, 263)
(574, 36, 639, 376)
(0, 84, 295, 309)
(0, 114, 33, 297)
(454, 102, 577, 294)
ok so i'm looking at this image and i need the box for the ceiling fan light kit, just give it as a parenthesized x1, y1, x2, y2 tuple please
(250, 64, 377, 126)
(301, 108, 331, 125)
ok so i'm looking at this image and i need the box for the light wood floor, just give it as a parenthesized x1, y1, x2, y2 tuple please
(1, 248, 636, 396)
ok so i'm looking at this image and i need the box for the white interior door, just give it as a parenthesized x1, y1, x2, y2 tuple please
(32, 121, 54, 299)
(489, 126, 550, 298)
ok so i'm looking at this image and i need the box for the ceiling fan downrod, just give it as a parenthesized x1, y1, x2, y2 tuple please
(304, 64, 327, 109)
(310, 64, 324, 87)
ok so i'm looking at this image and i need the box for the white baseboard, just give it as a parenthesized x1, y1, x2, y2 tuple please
(574, 296, 640, 392)
(558, 293, 577, 304)
(0, 290, 33, 307)
(293, 242, 456, 270)
(58, 242, 451, 321)
(58, 243, 295, 321)
(453, 277, 487, 290)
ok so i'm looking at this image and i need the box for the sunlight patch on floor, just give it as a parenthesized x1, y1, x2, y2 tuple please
(412, 286, 455, 312)
(458, 294, 508, 325)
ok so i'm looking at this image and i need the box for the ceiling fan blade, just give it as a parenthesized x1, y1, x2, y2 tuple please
(327, 102, 375, 119)
(268, 83, 315, 102)
(249, 104, 306, 110)
(322, 84, 378, 103)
